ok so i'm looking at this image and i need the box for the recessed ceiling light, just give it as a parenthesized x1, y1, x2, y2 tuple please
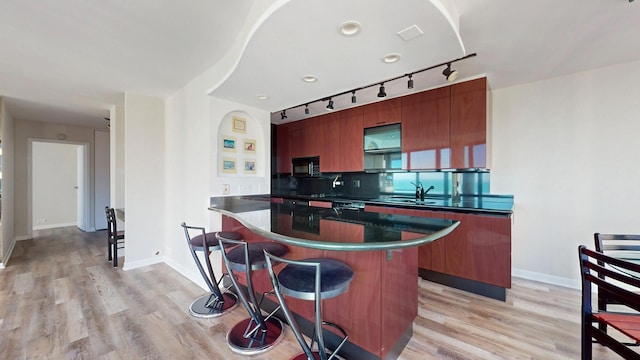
(383, 53, 401, 63)
(302, 75, 317, 83)
(256, 94, 269, 100)
(339, 21, 361, 36)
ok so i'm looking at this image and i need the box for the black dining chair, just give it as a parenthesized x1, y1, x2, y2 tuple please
(105, 207, 125, 267)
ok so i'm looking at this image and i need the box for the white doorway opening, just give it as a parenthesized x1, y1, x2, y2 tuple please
(27, 139, 90, 234)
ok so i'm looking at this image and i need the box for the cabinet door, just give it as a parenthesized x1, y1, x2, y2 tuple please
(401, 87, 451, 170)
(339, 107, 364, 172)
(288, 121, 305, 159)
(304, 118, 322, 158)
(363, 97, 401, 128)
(443, 212, 511, 288)
(393, 208, 445, 271)
(450, 77, 487, 168)
(320, 112, 341, 172)
(275, 123, 291, 173)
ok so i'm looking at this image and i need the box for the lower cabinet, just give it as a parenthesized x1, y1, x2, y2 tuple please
(363, 205, 512, 289)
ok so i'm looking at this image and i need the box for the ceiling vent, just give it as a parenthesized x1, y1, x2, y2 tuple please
(397, 25, 424, 41)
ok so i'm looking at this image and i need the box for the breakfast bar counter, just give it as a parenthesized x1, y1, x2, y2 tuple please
(209, 195, 459, 360)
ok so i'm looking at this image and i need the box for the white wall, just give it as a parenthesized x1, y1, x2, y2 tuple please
(13, 120, 97, 240)
(32, 142, 78, 229)
(94, 130, 110, 230)
(157, 0, 281, 288)
(0, 98, 16, 267)
(162, 71, 272, 289)
(121, 93, 165, 270)
(491, 60, 640, 288)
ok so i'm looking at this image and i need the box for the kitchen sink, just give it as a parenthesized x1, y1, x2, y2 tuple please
(384, 198, 437, 205)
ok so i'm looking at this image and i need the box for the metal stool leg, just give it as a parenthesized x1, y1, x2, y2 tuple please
(182, 223, 238, 318)
(264, 252, 351, 360)
(218, 236, 287, 355)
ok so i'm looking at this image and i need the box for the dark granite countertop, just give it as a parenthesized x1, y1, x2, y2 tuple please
(272, 192, 514, 215)
(209, 195, 459, 251)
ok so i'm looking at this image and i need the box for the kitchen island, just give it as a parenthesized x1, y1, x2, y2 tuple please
(209, 195, 459, 360)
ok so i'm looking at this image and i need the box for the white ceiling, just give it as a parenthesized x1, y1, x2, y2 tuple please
(0, 0, 638, 129)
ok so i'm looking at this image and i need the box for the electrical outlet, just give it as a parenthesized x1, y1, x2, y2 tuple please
(352, 180, 361, 188)
(222, 184, 230, 195)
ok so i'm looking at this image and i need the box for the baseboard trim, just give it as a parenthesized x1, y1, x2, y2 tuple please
(16, 235, 31, 241)
(33, 222, 78, 230)
(122, 256, 164, 271)
(512, 268, 580, 290)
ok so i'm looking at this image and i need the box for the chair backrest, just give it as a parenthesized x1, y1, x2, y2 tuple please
(105, 207, 117, 238)
(579, 245, 640, 313)
(593, 233, 640, 309)
(578, 245, 640, 359)
(594, 233, 640, 263)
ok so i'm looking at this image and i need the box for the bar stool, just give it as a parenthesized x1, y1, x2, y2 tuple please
(264, 252, 353, 360)
(181, 223, 239, 318)
(217, 235, 289, 355)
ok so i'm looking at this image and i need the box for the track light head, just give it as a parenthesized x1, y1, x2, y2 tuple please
(304, 104, 309, 115)
(377, 83, 386, 98)
(351, 91, 357, 103)
(281, 110, 287, 120)
(442, 63, 458, 82)
(326, 98, 334, 110)
(407, 74, 414, 89)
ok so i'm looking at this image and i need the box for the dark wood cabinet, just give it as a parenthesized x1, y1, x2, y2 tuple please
(450, 77, 488, 168)
(363, 97, 401, 128)
(275, 124, 291, 173)
(288, 121, 305, 159)
(401, 87, 451, 170)
(303, 117, 322, 158)
(339, 107, 364, 172)
(443, 212, 511, 288)
(320, 112, 341, 172)
(365, 205, 511, 289)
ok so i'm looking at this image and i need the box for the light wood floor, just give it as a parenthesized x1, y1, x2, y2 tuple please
(0, 227, 624, 359)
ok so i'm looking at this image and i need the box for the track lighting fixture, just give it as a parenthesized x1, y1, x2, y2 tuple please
(377, 83, 386, 98)
(327, 98, 334, 110)
(277, 53, 476, 120)
(442, 63, 458, 82)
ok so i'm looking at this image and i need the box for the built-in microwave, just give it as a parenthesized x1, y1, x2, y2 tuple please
(292, 156, 320, 177)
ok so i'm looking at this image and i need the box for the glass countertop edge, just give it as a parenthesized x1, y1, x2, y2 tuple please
(209, 207, 460, 252)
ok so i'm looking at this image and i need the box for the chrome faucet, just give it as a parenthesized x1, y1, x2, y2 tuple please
(332, 174, 343, 188)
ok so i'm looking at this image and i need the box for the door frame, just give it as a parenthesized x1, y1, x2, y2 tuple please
(27, 138, 91, 237)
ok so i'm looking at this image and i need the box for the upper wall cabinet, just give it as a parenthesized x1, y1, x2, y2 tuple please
(338, 107, 364, 172)
(450, 77, 488, 169)
(363, 98, 401, 128)
(401, 87, 451, 170)
(275, 123, 291, 173)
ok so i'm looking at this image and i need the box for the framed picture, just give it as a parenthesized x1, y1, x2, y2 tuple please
(244, 160, 256, 174)
(222, 136, 236, 152)
(244, 139, 256, 153)
(232, 116, 247, 133)
(222, 158, 236, 173)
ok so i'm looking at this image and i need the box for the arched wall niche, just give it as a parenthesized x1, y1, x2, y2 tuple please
(216, 110, 264, 178)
